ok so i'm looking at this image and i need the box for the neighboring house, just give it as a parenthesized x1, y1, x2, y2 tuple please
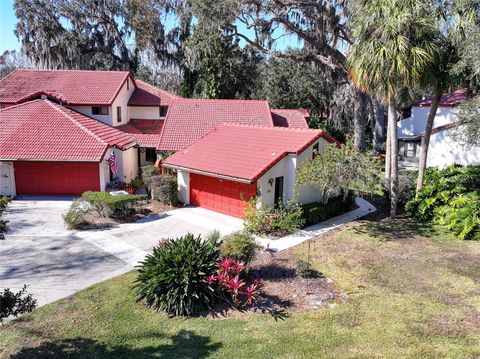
(397, 89, 480, 168)
(0, 69, 330, 218)
(163, 124, 338, 218)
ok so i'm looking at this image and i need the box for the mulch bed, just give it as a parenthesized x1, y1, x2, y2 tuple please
(202, 249, 346, 319)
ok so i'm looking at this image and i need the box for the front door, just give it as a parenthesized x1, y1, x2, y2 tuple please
(0, 163, 15, 196)
(274, 176, 284, 208)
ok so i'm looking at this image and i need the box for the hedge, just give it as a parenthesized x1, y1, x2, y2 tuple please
(301, 192, 355, 227)
(82, 191, 147, 218)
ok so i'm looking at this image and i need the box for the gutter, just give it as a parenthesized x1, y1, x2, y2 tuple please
(162, 163, 253, 184)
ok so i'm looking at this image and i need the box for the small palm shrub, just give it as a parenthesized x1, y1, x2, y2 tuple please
(221, 231, 260, 264)
(244, 198, 304, 236)
(406, 164, 480, 240)
(134, 233, 219, 316)
(0, 196, 11, 238)
(63, 199, 90, 229)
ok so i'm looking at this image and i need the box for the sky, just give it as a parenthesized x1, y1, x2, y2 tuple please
(0, 0, 300, 55)
(0, 0, 19, 53)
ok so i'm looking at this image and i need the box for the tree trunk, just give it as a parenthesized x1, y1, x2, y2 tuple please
(385, 101, 391, 180)
(372, 96, 385, 154)
(388, 95, 399, 218)
(354, 90, 367, 151)
(416, 90, 443, 195)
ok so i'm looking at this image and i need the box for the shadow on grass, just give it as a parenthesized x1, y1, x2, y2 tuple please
(10, 330, 222, 359)
(353, 215, 439, 241)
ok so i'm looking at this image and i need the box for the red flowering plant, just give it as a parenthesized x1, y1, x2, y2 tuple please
(206, 258, 261, 308)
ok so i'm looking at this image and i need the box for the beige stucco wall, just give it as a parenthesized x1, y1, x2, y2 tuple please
(69, 105, 113, 125)
(129, 106, 162, 120)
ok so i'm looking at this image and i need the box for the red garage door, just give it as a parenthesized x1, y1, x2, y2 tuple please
(190, 173, 257, 218)
(14, 161, 100, 195)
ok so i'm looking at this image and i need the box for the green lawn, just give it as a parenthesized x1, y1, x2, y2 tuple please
(1, 217, 480, 358)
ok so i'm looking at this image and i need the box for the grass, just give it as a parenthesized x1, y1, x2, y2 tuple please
(1, 217, 480, 358)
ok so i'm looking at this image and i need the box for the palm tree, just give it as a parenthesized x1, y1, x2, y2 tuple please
(348, 0, 438, 218)
(416, 1, 479, 194)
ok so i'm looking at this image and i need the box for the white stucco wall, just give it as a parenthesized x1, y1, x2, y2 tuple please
(129, 106, 161, 120)
(257, 137, 332, 207)
(177, 170, 189, 203)
(397, 106, 458, 137)
(70, 105, 113, 125)
(112, 78, 135, 126)
(426, 126, 480, 168)
(68, 77, 134, 126)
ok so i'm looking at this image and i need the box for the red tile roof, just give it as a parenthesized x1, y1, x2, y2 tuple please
(0, 69, 131, 105)
(158, 98, 274, 151)
(414, 88, 469, 107)
(163, 124, 337, 182)
(0, 100, 136, 161)
(128, 80, 179, 106)
(271, 109, 310, 128)
(117, 119, 164, 148)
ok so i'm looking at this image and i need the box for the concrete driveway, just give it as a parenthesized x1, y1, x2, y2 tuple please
(0, 197, 243, 307)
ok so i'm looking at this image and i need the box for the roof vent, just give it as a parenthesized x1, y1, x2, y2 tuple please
(41, 94, 48, 100)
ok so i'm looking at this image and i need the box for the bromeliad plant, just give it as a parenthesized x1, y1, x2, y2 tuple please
(206, 258, 261, 308)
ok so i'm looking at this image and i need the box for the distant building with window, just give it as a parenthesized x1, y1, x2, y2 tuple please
(397, 89, 480, 168)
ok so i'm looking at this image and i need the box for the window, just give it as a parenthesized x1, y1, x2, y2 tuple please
(312, 142, 319, 159)
(92, 106, 109, 115)
(117, 106, 122, 123)
(159, 106, 168, 117)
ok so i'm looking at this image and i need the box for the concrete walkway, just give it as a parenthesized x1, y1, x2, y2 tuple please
(256, 197, 377, 252)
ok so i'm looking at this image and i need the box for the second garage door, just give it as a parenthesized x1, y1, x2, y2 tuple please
(190, 173, 257, 218)
(14, 161, 100, 195)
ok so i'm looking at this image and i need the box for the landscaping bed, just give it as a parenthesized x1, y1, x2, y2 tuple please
(205, 249, 343, 318)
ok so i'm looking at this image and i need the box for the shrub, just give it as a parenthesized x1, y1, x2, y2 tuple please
(207, 258, 261, 308)
(244, 198, 304, 236)
(434, 192, 480, 240)
(296, 260, 315, 278)
(0, 285, 37, 323)
(301, 192, 355, 227)
(82, 191, 147, 219)
(150, 175, 178, 206)
(406, 164, 480, 240)
(63, 199, 90, 229)
(221, 231, 260, 264)
(0, 196, 11, 239)
(141, 165, 159, 189)
(134, 233, 219, 316)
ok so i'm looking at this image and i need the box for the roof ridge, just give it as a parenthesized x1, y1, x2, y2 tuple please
(0, 68, 21, 83)
(170, 98, 269, 103)
(219, 123, 321, 132)
(11, 69, 130, 74)
(136, 80, 180, 98)
(44, 100, 109, 147)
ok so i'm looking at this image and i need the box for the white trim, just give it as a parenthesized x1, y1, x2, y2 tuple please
(163, 164, 253, 184)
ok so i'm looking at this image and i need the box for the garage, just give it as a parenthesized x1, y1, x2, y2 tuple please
(14, 161, 100, 196)
(189, 173, 257, 218)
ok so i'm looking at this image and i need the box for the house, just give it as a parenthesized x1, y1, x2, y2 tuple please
(163, 124, 338, 218)
(397, 89, 480, 168)
(0, 69, 330, 217)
